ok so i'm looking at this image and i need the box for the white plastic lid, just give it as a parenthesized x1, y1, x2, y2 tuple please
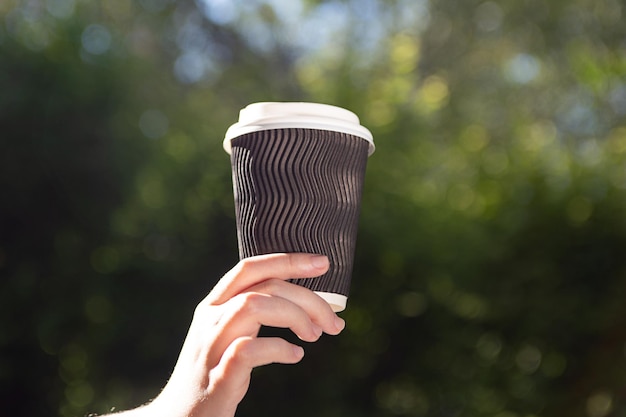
(223, 102, 375, 156)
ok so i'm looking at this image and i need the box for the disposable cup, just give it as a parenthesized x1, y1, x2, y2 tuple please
(224, 102, 374, 312)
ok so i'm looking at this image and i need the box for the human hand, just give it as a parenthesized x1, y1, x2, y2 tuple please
(137, 253, 345, 417)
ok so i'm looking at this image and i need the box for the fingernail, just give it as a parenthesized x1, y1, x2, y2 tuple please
(310, 255, 329, 269)
(293, 345, 304, 359)
(334, 315, 346, 332)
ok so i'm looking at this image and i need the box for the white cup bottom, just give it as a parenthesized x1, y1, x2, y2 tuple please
(314, 291, 347, 312)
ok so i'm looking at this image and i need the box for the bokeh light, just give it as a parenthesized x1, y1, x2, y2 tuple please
(3, 0, 626, 416)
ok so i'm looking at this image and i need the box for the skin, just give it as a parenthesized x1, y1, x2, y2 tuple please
(106, 253, 345, 417)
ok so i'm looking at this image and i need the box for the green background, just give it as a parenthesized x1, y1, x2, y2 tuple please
(2, 0, 626, 416)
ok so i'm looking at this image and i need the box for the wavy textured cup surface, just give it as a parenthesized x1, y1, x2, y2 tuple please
(224, 103, 373, 312)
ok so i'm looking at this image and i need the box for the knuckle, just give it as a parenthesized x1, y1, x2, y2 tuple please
(191, 304, 223, 331)
(232, 292, 265, 316)
(235, 257, 255, 276)
(229, 262, 245, 279)
(193, 301, 209, 319)
(255, 278, 282, 295)
(225, 337, 255, 367)
(233, 337, 255, 359)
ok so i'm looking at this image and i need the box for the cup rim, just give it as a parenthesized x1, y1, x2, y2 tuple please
(223, 102, 375, 156)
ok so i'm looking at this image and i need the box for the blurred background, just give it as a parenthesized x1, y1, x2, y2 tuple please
(2, 0, 626, 416)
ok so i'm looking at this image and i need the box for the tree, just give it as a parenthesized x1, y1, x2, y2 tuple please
(2, 0, 626, 416)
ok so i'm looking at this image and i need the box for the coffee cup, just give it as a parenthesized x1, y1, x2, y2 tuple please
(223, 102, 374, 312)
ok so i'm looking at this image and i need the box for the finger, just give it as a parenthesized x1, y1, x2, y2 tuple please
(208, 337, 304, 409)
(207, 292, 323, 365)
(224, 336, 304, 369)
(247, 278, 345, 335)
(206, 253, 329, 305)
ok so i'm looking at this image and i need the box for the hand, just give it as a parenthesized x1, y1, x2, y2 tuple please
(116, 253, 345, 417)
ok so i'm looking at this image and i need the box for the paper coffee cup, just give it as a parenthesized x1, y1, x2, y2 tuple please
(224, 102, 374, 312)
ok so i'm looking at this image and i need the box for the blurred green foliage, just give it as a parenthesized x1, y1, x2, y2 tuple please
(2, 0, 626, 416)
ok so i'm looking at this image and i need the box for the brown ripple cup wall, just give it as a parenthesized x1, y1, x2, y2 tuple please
(224, 103, 374, 312)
